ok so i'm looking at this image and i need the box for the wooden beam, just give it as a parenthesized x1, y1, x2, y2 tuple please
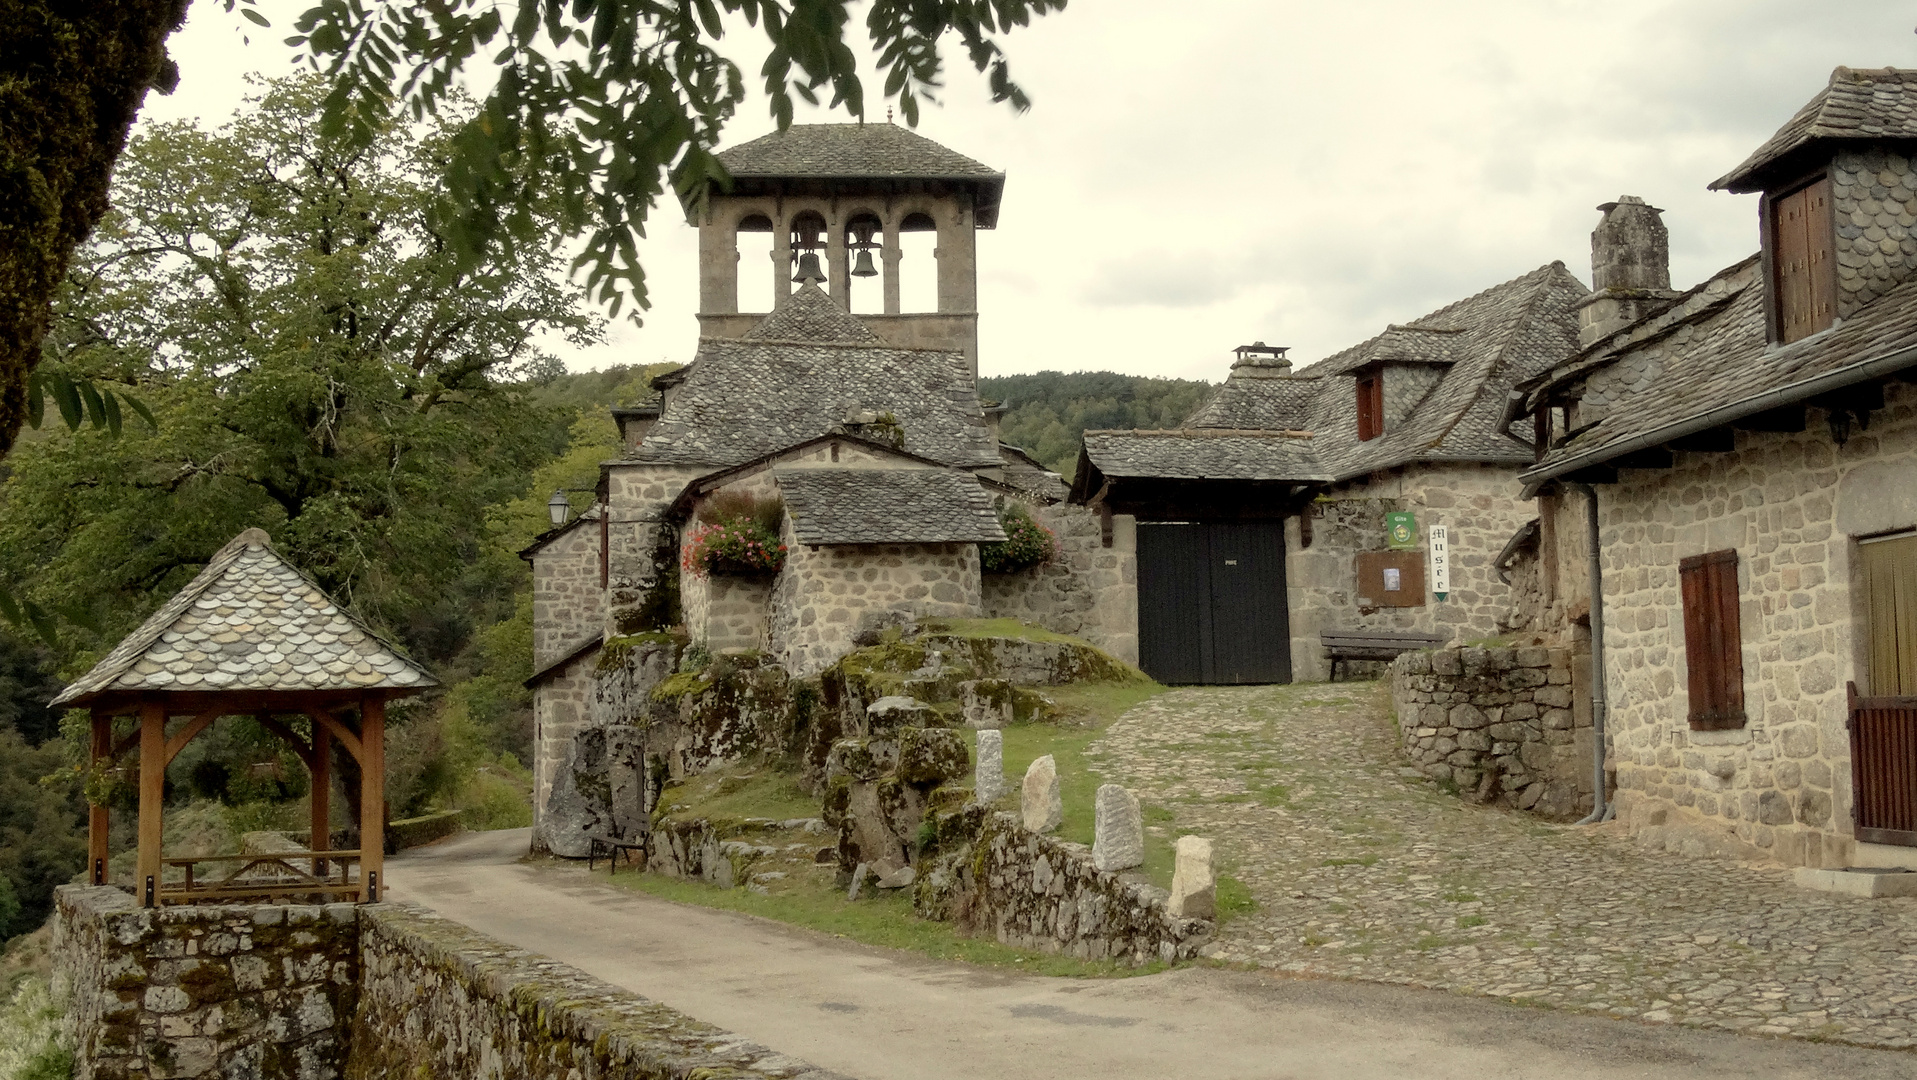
(306, 707, 364, 765)
(359, 697, 386, 902)
(1668, 428, 1736, 453)
(162, 708, 224, 768)
(1735, 405, 1806, 432)
(1614, 448, 1675, 470)
(89, 711, 110, 886)
(311, 722, 332, 874)
(137, 701, 165, 907)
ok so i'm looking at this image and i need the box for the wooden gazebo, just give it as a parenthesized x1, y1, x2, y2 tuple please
(52, 528, 436, 906)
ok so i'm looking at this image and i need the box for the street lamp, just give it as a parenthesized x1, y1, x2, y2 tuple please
(547, 490, 571, 528)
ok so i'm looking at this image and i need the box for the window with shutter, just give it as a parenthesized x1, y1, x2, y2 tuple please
(1679, 549, 1745, 729)
(1770, 176, 1835, 343)
(1355, 369, 1384, 441)
(1862, 532, 1917, 696)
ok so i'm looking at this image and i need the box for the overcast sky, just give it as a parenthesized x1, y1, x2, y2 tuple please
(146, 1, 1915, 384)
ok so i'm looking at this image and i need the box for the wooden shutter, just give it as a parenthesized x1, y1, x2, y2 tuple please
(1864, 533, 1917, 696)
(1773, 177, 1834, 344)
(1355, 370, 1383, 441)
(1679, 549, 1745, 729)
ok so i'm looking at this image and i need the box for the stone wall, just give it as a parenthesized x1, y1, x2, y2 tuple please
(771, 533, 982, 677)
(54, 886, 361, 1080)
(982, 503, 1139, 665)
(348, 904, 846, 1080)
(917, 811, 1209, 965)
(1595, 381, 1917, 868)
(1286, 463, 1537, 681)
(684, 571, 773, 651)
(603, 462, 711, 635)
(530, 644, 598, 853)
(530, 517, 602, 668)
(1391, 647, 1597, 819)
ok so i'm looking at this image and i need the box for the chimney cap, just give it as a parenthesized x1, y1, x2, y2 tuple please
(1596, 195, 1664, 215)
(1232, 341, 1290, 361)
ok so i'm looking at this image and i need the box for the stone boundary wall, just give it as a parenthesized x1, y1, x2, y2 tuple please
(931, 811, 1208, 965)
(648, 816, 828, 889)
(1391, 646, 1597, 820)
(56, 889, 848, 1080)
(54, 885, 361, 1080)
(981, 504, 1139, 665)
(771, 537, 983, 677)
(349, 904, 846, 1079)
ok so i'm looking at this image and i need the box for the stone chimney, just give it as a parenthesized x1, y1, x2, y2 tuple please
(1575, 196, 1677, 348)
(1230, 341, 1292, 377)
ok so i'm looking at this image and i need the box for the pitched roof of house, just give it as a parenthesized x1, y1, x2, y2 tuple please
(775, 468, 1007, 545)
(1714, 67, 1917, 193)
(712, 123, 1006, 226)
(1140, 263, 1585, 489)
(1521, 260, 1917, 489)
(630, 283, 999, 470)
(53, 530, 436, 706)
(1078, 429, 1330, 483)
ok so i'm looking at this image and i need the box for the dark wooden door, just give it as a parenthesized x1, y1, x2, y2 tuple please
(1137, 523, 1291, 685)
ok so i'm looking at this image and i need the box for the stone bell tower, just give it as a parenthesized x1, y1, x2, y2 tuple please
(687, 123, 1005, 376)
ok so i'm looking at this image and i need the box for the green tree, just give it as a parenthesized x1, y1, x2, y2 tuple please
(0, 0, 1066, 458)
(0, 74, 594, 666)
(0, 727, 84, 941)
(981, 371, 1215, 477)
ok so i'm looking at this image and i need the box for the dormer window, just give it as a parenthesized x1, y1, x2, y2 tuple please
(1768, 175, 1834, 343)
(1355, 367, 1384, 441)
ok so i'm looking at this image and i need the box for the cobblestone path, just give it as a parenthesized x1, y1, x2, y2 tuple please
(1087, 681, 1917, 1051)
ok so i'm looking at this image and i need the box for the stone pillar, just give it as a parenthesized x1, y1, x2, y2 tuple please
(882, 214, 901, 315)
(826, 210, 849, 306)
(772, 216, 792, 307)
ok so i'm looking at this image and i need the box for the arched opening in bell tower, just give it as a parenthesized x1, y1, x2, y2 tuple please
(736, 213, 775, 313)
(788, 211, 828, 289)
(844, 212, 885, 315)
(899, 211, 939, 314)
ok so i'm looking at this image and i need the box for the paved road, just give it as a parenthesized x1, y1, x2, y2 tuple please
(390, 829, 1916, 1080)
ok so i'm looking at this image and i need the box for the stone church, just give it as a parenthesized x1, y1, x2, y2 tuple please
(521, 125, 1132, 848)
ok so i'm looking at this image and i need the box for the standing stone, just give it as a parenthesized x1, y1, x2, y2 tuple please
(975, 730, 1005, 804)
(1022, 755, 1062, 833)
(1091, 784, 1144, 872)
(1168, 835, 1215, 919)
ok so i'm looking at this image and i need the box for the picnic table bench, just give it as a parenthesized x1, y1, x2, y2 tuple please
(1321, 629, 1450, 681)
(585, 830, 648, 875)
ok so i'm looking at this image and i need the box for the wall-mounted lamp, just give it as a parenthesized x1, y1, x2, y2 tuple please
(547, 490, 571, 528)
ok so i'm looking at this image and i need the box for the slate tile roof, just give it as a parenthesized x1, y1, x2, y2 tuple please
(630, 283, 999, 470)
(1128, 263, 1586, 488)
(716, 124, 1003, 181)
(1522, 259, 1917, 485)
(1715, 67, 1917, 193)
(775, 468, 1007, 545)
(53, 530, 436, 706)
(1080, 429, 1330, 482)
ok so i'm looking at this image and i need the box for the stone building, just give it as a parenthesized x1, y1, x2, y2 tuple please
(522, 125, 1124, 851)
(1509, 67, 1917, 868)
(1071, 268, 1587, 683)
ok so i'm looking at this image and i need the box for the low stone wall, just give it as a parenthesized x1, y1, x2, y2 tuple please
(980, 503, 1139, 665)
(918, 811, 1209, 965)
(647, 816, 828, 889)
(56, 889, 847, 1080)
(54, 885, 361, 1080)
(348, 904, 845, 1079)
(1391, 646, 1597, 819)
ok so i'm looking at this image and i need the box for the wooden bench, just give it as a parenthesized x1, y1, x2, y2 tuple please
(1320, 630, 1450, 681)
(586, 830, 648, 875)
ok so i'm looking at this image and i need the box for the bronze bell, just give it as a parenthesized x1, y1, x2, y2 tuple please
(851, 247, 878, 278)
(791, 251, 825, 283)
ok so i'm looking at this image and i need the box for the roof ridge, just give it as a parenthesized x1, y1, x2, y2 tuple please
(1424, 263, 1579, 452)
(1296, 262, 1565, 378)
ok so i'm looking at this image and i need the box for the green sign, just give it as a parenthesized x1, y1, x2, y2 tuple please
(1385, 512, 1418, 550)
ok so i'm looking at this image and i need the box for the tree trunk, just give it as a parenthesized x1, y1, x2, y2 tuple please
(0, 0, 189, 456)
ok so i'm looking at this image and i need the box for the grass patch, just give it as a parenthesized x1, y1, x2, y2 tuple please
(1254, 784, 1291, 807)
(1320, 855, 1379, 868)
(1414, 934, 1450, 950)
(1040, 679, 1168, 728)
(657, 762, 818, 823)
(1216, 874, 1257, 922)
(1457, 914, 1488, 929)
(1442, 889, 1480, 903)
(604, 866, 1167, 978)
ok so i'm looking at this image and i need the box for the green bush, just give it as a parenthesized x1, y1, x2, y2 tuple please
(980, 503, 1058, 573)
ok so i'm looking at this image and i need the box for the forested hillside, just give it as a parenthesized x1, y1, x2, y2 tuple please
(980, 371, 1215, 478)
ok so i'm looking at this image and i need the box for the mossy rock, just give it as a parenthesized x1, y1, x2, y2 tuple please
(825, 737, 898, 783)
(651, 670, 714, 702)
(897, 728, 968, 787)
(597, 631, 683, 673)
(821, 775, 852, 829)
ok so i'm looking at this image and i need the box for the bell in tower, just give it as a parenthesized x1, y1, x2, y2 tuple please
(849, 218, 879, 278)
(791, 212, 826, 283)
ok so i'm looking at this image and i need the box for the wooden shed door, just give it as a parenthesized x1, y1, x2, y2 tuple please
(1137, 523, 1291, 685)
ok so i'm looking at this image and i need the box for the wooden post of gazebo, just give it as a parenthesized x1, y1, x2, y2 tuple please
(54, 529, 435, 907)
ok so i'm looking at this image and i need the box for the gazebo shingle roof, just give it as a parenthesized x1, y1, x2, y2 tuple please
(52, 529, 436, 706)
(775, 468, 1007, 545)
